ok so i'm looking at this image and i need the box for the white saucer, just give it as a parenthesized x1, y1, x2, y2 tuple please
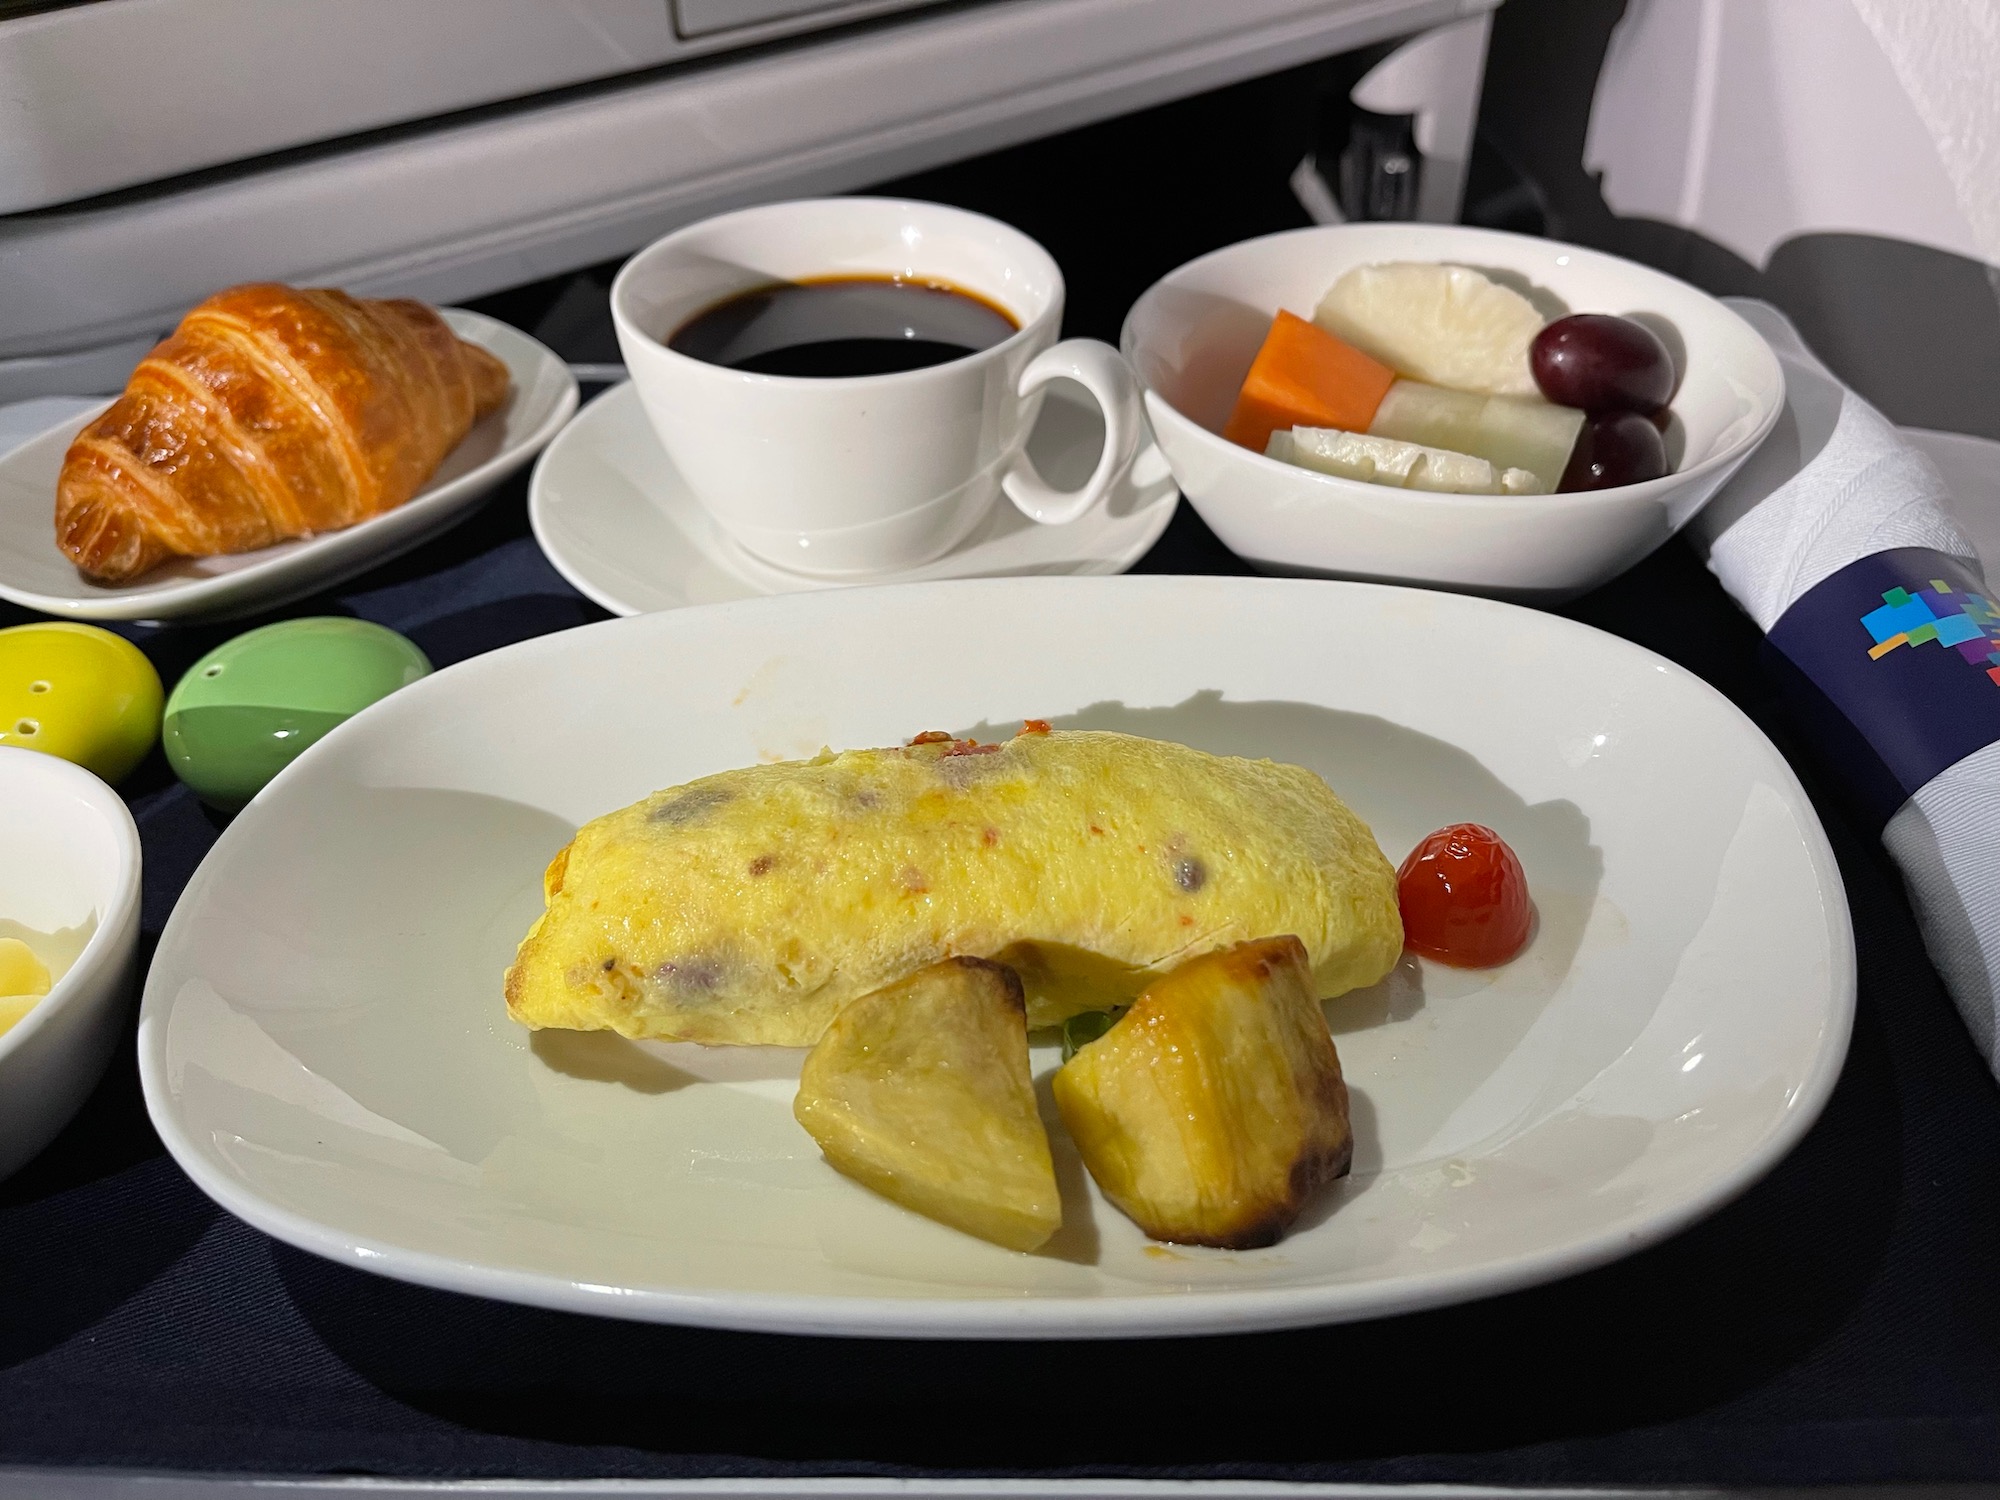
(528, 379, 1179, 615)
(0, 310, 578, 622)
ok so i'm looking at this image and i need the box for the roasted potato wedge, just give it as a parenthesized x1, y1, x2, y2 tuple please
(1053, 935, 1351, 1249)
(793, 957, 1061, 1252)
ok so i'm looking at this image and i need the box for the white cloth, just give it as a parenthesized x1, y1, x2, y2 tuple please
(1695, 302, 1974, 629)
(1692, 298, 2000, 1074)
(1849, 0, 2000, 268)
(1586, 0, 1988, 268)
(1885, 742, 2000, 1064)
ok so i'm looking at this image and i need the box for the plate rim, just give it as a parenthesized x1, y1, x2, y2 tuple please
(0, 308, 579, 621)
(137, 574, 1857, 1339)
(527, 379, 1179, 617)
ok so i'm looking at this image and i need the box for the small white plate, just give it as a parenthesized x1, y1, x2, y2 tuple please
(141, 576, 1853, 1339)
(529, 379, 1179, 615)
(0, 310, 578, 622)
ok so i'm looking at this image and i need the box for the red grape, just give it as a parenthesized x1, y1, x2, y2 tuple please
(1531, 313, 1675, 415)
(1559, 411, 1668, 491)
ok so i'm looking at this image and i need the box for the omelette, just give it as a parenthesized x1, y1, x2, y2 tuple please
(505, 727, 1402, 1045)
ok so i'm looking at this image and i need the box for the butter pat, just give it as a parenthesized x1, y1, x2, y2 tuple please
(0, 936, 49, 998)
(0, 937, 50, 1038)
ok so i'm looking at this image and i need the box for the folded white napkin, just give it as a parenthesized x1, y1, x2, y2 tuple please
(1693, 298, 2000, 1071)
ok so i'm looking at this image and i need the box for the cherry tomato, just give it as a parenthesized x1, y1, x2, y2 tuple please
(1396, 823, 1533, 968)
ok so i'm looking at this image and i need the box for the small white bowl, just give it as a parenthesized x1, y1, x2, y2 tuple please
(0, 746, 142, 1181)
(1122, 223, 1785, 601)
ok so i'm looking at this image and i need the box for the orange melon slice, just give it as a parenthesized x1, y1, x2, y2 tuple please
(1222, 311, 1397, 454)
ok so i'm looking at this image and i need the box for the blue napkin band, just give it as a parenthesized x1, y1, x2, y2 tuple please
(1765, 547, 2000, 827)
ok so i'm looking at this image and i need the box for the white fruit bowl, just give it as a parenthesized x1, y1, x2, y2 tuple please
(1121, 223, 1785, 602)
(0, 746, 142, 1181)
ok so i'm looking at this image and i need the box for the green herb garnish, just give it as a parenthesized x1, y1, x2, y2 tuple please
(1060, 1008, 1122, 1062)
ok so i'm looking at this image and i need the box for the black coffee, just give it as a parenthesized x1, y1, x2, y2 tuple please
(668, 275, 1019, 377)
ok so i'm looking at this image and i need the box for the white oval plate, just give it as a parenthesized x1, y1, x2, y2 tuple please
(529, 379, 1179, 616)
(0, 310, 578, 621)
(139, 576, 1853, 1339)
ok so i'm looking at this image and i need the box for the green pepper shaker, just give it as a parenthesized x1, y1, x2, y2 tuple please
(164, 618, 431, 810)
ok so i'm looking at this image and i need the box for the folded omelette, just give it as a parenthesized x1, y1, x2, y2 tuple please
(505, 728, 1402, 1045)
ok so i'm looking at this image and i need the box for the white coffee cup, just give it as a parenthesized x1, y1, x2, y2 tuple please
(610, 197, 1142, 576)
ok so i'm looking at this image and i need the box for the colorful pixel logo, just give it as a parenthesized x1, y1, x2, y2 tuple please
(1861, 579, 2000, 686)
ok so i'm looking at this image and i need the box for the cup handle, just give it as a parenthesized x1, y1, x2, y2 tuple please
(1001, 338, 1143, 526)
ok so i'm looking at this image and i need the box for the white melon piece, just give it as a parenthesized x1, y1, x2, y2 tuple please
(1499, 467, 1545, 494)
(1369, 379, 1583, 492)
(1315, 263, 1545, 396)
(1282, 427, 1515, 494)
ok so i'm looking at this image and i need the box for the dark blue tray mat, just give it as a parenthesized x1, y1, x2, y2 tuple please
(3, 76, 1998, 1485)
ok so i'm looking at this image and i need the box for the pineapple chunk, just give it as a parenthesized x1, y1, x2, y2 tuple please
(1315, 262, 1544, 396)
(794, 957, 1061, 1252)
(1053, 936, 1351, 1249)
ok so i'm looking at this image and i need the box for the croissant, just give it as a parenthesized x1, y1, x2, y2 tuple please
(56, 283, 511, 583)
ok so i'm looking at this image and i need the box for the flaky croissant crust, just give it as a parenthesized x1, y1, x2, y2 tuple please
(56, 283, 511, 583)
